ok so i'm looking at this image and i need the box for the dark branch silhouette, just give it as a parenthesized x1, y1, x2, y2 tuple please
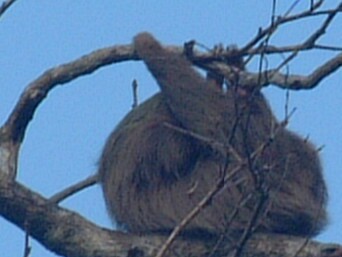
(0, 0, 17, 18)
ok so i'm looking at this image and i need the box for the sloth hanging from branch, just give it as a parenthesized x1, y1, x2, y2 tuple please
(98, 32, 328, 256)
(0, 2, 342, 257)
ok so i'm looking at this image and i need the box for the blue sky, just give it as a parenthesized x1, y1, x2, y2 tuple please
(0, 1, 341, 256)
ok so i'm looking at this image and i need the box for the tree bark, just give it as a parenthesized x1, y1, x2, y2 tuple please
(0, 173, 340, 257)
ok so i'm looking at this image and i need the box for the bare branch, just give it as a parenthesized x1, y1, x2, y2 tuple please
(239, 0, 324, 53)
(0, 2, 340, 256)
(290, 53, 341, 89)
(0, 40, 339, 181)
(263, 52, 342, 90)
(0, 0, 17, 18)
(163, 122, 242, 162)
(0, 173, 340, 257)
(48, 174, 98, 204)
(314, 44, 342, 51)
(0, 0, 340, 147)
(0, 44, 135, 179)
(155, 164, 248, 257)
(303, 3, 342, 47)
(23, 230, 31, 257)
(3, 45, 135, 145)
(204, 52, 342, 90)
(269, 1, 342, 74)
(235, 2, 342, 59)
(131, 79, 139, 109)
(231, 192, 268, 257)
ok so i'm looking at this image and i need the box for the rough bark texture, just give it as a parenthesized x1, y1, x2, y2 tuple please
(0, 168, 341, 257)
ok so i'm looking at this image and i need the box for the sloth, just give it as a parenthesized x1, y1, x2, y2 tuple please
(98, 32, 327, 239)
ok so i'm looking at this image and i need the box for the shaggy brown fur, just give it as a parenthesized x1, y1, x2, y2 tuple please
(98, 32, 327, 238)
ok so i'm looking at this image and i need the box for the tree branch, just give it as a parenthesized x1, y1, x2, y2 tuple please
(239, 0, 325, 53)
(3, 45, 135, 145)
(0, 40, 341, 180)
(0, 45, 135, 179)
(198, 52, 342, 90)
(0, 3, 341, 253)
(48, 174, 98, 204)
(0, 0, 17, 18)
(0, 173, 340, 257)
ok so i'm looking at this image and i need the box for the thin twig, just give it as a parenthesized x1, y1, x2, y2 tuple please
(131, 79, 138, 109)
(155, 164, 246, 257)
(314, 44, 342, 51)
(48, 174, 98, 204)
(240, 0, 324, 53)
(231, 190, 269, 257)
(23, 228, 31, 257)
(164, 122, 243, 163)
(275, 2, 342, 72)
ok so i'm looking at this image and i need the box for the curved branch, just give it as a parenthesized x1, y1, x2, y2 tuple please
(0, 39, 340, 181)
(3, 45, 135, 144)
(0, 44, 136, 179)
(0, 174, 340, 257)
(48, 174, 98, 204)
(269, 52, 342, 89)
(2, 38, 341, 147)
(204, 52, 342, 90)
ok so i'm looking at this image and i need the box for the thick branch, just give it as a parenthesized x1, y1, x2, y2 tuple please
(0, 174, 340, 257)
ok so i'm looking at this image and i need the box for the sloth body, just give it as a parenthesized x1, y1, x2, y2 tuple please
(99, 33, 327, 238)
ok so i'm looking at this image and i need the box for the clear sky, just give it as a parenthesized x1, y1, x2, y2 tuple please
(0, 1, 341, 256)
